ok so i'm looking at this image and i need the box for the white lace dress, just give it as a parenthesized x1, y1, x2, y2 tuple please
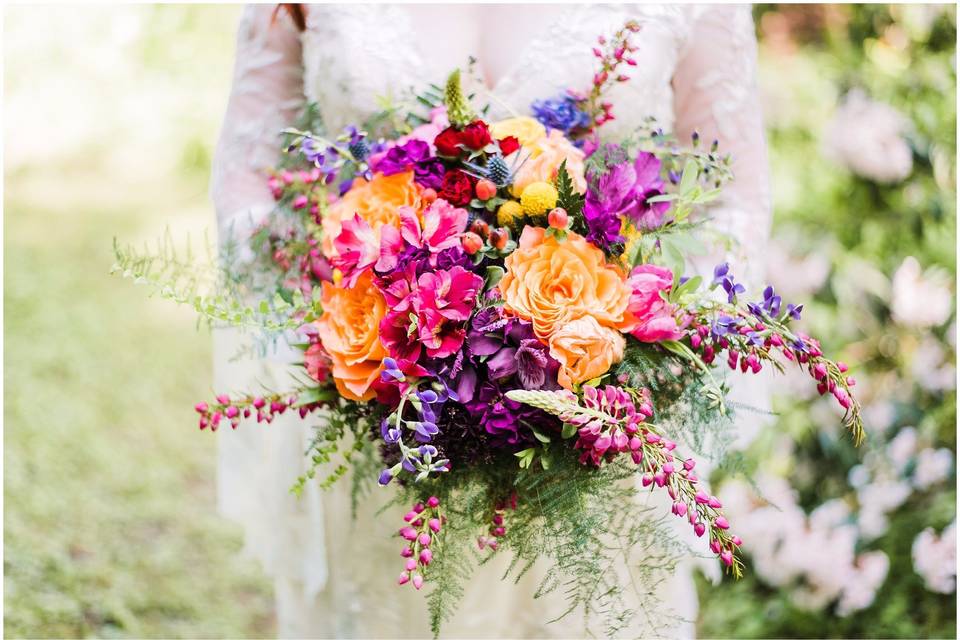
(210, 4, 771, 638)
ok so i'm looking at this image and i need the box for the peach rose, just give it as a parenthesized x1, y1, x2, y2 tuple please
(511, 129, 587, 196)
(322, 171, 422, 258)
(548, 316, 626, 389)
(499, 227, 632, 387)
(316, 270, 387, 400)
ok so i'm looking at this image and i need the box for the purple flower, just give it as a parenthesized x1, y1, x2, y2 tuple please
(371, 139, 431, 176)
(413, 157, 446, 190)
(381, 416, 401, 444)
(582, 205, 624, 250)
(712, 263, 730, 285)
(530, 92, 591, 135)
(487, 347, 518, 380)
(710, 314, 740, 339)
(583, 149, 671, 242)
(761, 286, 782, 316)
(412, 420, 439, 442)
(515, 338, 557, 389)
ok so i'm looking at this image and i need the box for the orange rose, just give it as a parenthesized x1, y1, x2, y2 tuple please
(511, 130, 587, 196)
(322, 171, 422, 258)
(548, 317, 626, 389)
(499, 227, 633, 388)
(500, 227, 632, 337)
(316, 270, 387, 400)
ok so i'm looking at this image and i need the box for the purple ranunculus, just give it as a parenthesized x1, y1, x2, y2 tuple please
(371, 139, 431, 176)
(413, 157, 446, 190)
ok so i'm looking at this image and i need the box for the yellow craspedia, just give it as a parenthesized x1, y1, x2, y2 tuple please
(497, 200, 524, 227)
(490, 117, 547, 148)
(520, 182, 558, 216)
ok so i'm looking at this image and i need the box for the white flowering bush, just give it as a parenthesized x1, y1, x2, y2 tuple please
(699, 5, 956, 638)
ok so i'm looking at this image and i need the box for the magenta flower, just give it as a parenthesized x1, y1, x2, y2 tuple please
(625, 264, 684, 342)
(416, 308, 468, 359)
(417, 266, 482, 322)
(331, 213, 379, 287)
(377, 264, 482, 363)
(378, 201, 468, 272)
(584, 150, 671, 235)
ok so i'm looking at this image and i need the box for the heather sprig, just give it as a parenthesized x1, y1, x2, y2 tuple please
(397, 495, 444, 590)
(193, 388, 330, 431)
(582, 20, 642, 131)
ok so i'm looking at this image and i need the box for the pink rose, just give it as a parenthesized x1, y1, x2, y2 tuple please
(625, 264, 684, 342)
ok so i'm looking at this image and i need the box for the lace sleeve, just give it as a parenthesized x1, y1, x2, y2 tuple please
(210, 5, 304, 239)
(673, 5, 771, 289)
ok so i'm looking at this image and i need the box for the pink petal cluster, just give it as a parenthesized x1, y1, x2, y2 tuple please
(625, 264, 684, 342)
(333, 198, 470, 286)
(379, 200, 468, 271)
(397, 496, 443, 590)
(379, 264, 484, 363)
(331, 213, 380, 287)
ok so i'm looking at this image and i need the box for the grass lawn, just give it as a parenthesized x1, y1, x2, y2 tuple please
(4, 169, 275, 638)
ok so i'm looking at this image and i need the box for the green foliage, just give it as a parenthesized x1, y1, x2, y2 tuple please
(554, 159, 584, 218)
(389, 444, 687, 638)
(111, 234, 319, 335)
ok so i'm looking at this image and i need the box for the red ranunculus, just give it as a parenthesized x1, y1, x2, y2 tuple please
(439, 170, 475, 206)
(498, 135, 520, 156)
(460, 120, 492, 150)
(434, 126, 463, 157)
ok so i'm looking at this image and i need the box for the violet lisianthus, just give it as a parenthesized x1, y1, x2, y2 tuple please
(583, 150, 671, 245)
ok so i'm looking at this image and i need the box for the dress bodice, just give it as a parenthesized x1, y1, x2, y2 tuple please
(301, 4, 698, 137)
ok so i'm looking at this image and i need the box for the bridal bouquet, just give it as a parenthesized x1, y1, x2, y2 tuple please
(116, 20, 863, 635)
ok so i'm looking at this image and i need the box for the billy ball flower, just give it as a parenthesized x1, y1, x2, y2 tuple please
(519, 181, 558, 216)
(497, 200, 524, 227)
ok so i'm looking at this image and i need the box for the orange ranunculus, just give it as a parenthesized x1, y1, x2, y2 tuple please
(548, 316, 626, 389)
(500, 226, 632, 339)
(316, 270, 387, 400)
(511, 129, 587, 196)
(322, 171, 422, 258)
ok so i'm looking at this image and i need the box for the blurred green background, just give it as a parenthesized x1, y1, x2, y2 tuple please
(3, 4, 955, 639)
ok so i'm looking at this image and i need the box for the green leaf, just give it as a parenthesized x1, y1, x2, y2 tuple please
(645, 193, 678, 204)
(514, 448, 536, 469)
(561, 422, 577, 439)
(679, 160, 698, 196)
(530, 426, 551, 444)
(295, 387, 336, 407)
(554, 159, 584, 217)
(484, 266, 505, 289)
(659, 236, 686, 285)
(669, 275, 702, 303)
